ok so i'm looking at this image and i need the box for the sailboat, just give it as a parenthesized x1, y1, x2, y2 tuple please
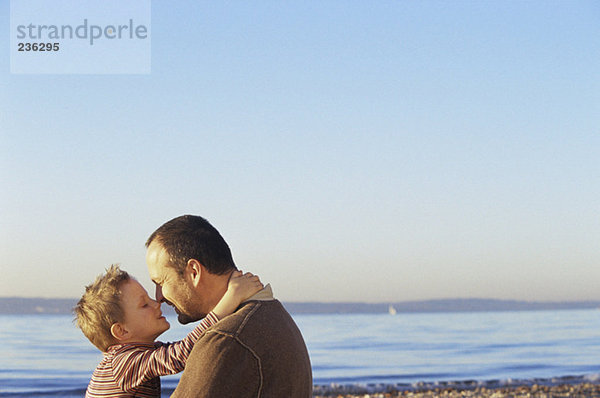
(388, 304, 397, 315)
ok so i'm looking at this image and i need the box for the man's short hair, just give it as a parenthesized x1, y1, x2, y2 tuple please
(73, 264, 130, 352)
(145, 215, 237, 276)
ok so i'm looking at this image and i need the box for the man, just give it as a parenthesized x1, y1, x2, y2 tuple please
(145, 215, 312, 397)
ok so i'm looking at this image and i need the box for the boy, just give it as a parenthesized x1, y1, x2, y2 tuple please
(74, 264, 263, 398)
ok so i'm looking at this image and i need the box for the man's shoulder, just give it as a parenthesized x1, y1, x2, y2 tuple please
(209, 299, 289, 337)
(181, 299, 312, 397)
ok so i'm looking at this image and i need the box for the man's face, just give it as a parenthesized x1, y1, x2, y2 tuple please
(146, 241, 206, 324)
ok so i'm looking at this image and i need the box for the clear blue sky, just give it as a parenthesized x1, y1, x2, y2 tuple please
(1, 1, 598, 302)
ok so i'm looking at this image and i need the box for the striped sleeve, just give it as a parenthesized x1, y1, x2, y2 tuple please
(112, 311, 220, 393)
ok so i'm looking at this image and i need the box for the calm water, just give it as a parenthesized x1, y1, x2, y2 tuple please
(1, 310, 599, 397)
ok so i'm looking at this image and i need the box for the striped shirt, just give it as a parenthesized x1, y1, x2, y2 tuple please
(85, 311, 219, 398)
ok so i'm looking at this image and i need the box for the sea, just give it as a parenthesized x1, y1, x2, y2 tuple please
(1, 309, 599, 397)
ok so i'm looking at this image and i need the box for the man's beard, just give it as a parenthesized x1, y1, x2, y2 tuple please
(170, 284, 206, 324)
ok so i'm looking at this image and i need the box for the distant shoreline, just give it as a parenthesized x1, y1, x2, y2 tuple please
(1, 297, 599, 315)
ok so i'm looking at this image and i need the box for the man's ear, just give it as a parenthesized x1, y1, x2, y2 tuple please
(186, 259, 203, 288)
(110, 323, 129, 341)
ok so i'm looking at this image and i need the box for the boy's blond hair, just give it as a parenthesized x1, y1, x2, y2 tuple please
(74, 264, 131, 352)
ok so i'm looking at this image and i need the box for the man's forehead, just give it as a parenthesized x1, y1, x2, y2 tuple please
(147, 241, 168, 261)
(146, 242, 170, 278)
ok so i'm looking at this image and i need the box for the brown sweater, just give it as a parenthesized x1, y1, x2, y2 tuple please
(171, 299, 312, 398)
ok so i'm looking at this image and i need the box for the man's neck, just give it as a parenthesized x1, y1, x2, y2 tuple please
(202, 270, 234, 313)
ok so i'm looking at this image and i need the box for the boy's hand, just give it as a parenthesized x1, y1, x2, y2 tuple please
(212, 270, 264, 320)
(228, 270, 264, 301)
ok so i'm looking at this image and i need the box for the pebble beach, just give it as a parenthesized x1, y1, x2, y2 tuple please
(313, 381, 600, 397)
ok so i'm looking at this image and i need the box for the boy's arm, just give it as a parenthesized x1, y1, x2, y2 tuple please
(111, 311, 219, 393)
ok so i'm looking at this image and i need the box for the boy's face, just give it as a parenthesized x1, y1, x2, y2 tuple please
(118, 279, 170, 343)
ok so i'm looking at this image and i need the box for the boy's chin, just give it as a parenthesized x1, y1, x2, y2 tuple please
(157, 320, 170, 336)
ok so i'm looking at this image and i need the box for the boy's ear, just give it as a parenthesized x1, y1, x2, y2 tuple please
(186, 259, 203, 288)
(110, 322, 129, 341)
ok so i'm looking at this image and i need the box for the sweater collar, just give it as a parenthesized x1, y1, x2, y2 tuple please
(244, 283, 274, 302)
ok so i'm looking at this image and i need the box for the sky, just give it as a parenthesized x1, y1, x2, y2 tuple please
(1, 1, 598, 303)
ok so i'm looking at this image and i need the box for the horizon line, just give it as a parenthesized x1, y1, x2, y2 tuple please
(2, 296, 600, 304)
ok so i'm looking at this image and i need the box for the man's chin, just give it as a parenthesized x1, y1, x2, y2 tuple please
(177, 313, 195, 324)
(177, 312, 204, 325)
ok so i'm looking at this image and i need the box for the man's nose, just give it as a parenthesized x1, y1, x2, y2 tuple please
(155, 285, 165, 303)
